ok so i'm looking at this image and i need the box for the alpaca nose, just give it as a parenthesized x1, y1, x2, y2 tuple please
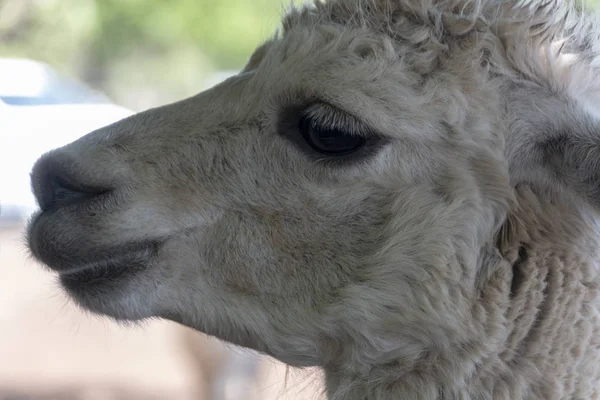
(30, 152, 111, 212)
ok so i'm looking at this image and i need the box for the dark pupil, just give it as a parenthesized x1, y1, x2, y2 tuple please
(300, 118, 365, 155)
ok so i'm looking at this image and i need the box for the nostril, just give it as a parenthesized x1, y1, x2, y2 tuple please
(47, 176, 108, 211)
(31, 155, 111, 212)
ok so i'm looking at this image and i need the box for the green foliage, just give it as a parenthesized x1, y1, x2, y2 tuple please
(0, 0, 292, 66)
(89, 0, 291, 69)
(0, 0, 295, 108)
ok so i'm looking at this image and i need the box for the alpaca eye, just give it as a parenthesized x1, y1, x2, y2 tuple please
(298, 116, 366, 155)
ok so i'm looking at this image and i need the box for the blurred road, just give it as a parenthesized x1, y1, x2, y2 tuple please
(0, 225, 323, 400)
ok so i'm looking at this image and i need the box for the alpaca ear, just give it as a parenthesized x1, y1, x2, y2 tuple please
(506, 82, 600, 209)
(541, 120, 600, 207)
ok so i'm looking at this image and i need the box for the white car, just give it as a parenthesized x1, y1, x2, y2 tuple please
(0, 58, 133, 225)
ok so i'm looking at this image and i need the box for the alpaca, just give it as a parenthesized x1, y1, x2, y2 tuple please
(26, 0, 600, 398)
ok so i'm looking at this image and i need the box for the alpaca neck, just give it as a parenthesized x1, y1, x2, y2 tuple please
(324, 188, 600, 400)
(321, 247, 529, 400)
(319, 248, 516, 399)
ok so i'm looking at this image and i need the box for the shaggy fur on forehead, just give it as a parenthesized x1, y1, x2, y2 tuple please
(279, 0, 600, 95)
(283, 0, 579, 41)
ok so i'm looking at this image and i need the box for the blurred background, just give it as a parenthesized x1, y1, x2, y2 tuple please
(0, 0, 599, 399)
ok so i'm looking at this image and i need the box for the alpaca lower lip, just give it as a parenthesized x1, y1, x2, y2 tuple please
(59, 248, 153, 277)
(58, 245, 159, 287)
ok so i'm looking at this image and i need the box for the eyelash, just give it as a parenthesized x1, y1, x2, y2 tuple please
(301, 104, 370, 136)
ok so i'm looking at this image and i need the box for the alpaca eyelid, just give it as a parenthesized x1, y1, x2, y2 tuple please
(302, 102, 377, 137)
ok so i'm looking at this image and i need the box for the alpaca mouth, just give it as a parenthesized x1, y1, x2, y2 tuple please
(27, 210, 162, 289)
(57, 243, 160, 289)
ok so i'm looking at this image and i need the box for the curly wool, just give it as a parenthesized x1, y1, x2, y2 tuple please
(281, 0, 600, 95)
(492, 185, 600, 399)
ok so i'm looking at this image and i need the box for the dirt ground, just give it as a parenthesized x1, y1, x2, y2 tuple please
(0, 225, 323, 400)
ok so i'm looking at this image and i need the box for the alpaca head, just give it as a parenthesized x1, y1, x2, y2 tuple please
(26, 0, 599, 386)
